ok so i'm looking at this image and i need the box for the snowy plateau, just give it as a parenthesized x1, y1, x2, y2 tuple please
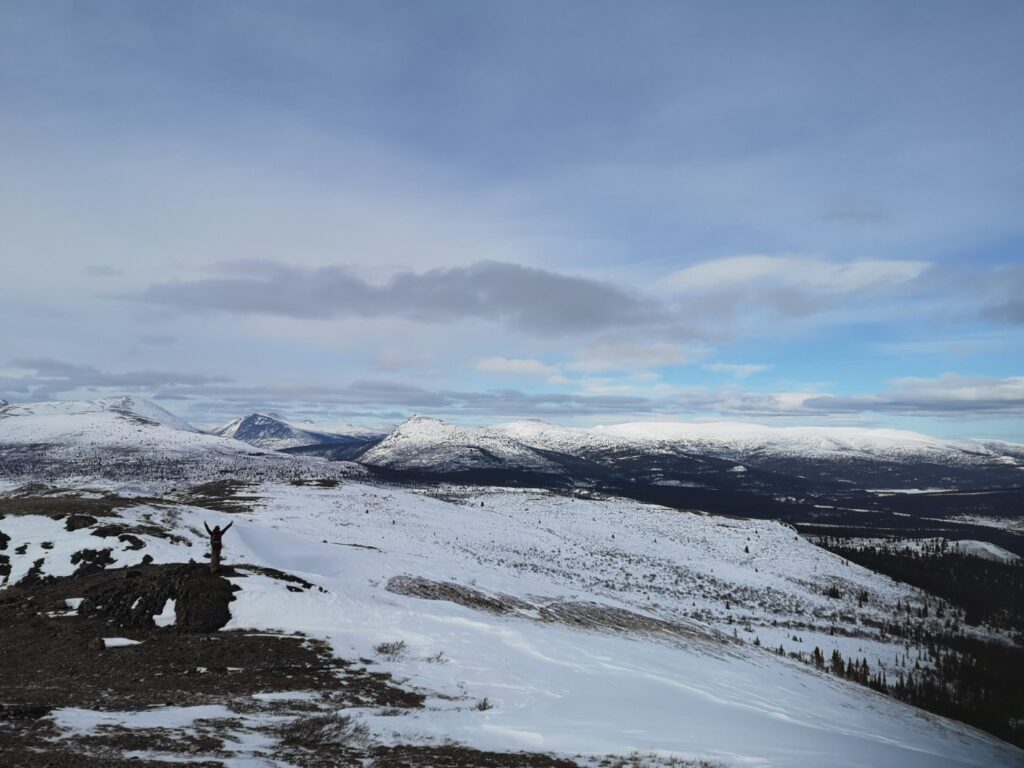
(0, 397, 1022, 767)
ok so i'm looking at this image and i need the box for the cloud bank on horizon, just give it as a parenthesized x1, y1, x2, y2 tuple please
(1, 1, 1022, 438)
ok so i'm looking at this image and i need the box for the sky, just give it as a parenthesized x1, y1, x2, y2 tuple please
(1, 1, 1023, 438)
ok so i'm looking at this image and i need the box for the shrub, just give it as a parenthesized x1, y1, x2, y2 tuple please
(375, 640, 407, 660)
(473, 697, 493, 711)
(279, 712, 371, 748)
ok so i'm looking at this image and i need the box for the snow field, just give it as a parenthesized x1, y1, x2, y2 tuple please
(2, 480, 1021, 766)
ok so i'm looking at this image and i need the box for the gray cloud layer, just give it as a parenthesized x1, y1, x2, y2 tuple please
(132, 261, 661, 336)
(130, 255, 1019, 342)
(3, 358, 231, 400)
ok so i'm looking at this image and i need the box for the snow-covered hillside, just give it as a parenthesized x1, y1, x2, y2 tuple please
(357, 415, 1024, 491)
(1, 479, 1020, 766)
(360, 415, 564, 474)
(499, 418, 1022, 468)
(819, 536, 1022, 565)
(0, 397, 356, 485)
(0, 396, 199, 436)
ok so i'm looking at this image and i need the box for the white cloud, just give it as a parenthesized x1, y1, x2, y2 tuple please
(474, 357, 561, 378)
(888, 374, 1024, 408)
(374, 350, 439, 372)
(703, 363, 771, 378)
(803, 374, 1024, 415)
(662, 255, 930, 295)
(568, 342, 706, 373)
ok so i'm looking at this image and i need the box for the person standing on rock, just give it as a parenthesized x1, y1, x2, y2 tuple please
(204, 521, 233, 573)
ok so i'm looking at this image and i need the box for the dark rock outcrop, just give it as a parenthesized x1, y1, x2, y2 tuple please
(79, 563, 238, 633)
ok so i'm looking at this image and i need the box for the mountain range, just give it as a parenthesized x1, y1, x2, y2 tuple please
(212, 410, 1024, 490)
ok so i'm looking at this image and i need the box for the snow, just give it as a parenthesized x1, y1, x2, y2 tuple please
(552, 417, 1024, 466)
(210, 412, 382, 450)
(251, 691, 320, 702)
(823, 536, 1021, 564)
(868, 488, 957, 495)
(50, 704, 289, 767)
(103, 637, 143, 648)
(210, 483, 1020, 766)
(0, 397, 261, 458)
(3, 475, 1021, 765)
(947, 540, 1020, 563)
(946, 515, 1024, 534)
(0, 397, 359, 485)
(355, 414, 1024, 484)
(497, 418, 1024, 468)
(0, 508, 204, 586)
(51, 704, 235, 733)
(0, 396, 197, 435)
(7, 397, 1022, 491)
(153, 598, 177, 627)
(361, 415, 562, 473)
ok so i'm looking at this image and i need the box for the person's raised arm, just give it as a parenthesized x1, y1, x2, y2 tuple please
(204, 522, 212, 535)
(222, 521, 233, 534)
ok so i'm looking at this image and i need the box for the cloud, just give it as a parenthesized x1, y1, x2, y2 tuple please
(976, 266, 1024, 326)
(819, 207, 893, 227)
(475, 357, 561, 378)
(373, 350, 439, 372)
(567, 341, 705, 373)
(84, 265, 123, 278)
(662, 255, 930, 295)
(130, 260, 660, 336)
(703, 363, 771, 378)
(2, 358, 232, 400)
(985, 300, 1024, 324)
(805, 374, 1024, 415)
(5, 360, 1023, 428)
(137, 334, 178, 346)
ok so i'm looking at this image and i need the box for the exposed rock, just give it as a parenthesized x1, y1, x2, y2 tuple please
(17, 558, 48, 586)
(65, 514, 97, 531)
(70, 548, 115, 576)
(79, 563, 237, 633)
(0, 704, 52, 722)
(118, 534, 146, 551)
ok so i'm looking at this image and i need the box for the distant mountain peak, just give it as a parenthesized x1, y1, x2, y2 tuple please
(362, 416, 563, 474)
(212, 412, 387, 451)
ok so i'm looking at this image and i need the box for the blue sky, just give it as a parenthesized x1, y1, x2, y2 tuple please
(1, 1, 1022, 438)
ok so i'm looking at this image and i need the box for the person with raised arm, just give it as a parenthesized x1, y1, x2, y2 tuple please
(203, 521, 233, 573)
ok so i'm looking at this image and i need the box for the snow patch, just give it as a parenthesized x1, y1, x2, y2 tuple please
(103, 637, 142, 648)
(153, 598, 177, 627)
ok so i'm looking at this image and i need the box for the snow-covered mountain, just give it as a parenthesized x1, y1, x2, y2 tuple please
(356, 415, 1024, 490)
(212, 412, 384, 451)
(0, 397, 354, 485)
(499, 418, 1020, 467)
(359, 415, 566, 474)
(0, 395, 199, 435)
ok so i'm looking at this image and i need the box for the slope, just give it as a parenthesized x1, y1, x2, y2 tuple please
(1, 477, 1021, 766)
